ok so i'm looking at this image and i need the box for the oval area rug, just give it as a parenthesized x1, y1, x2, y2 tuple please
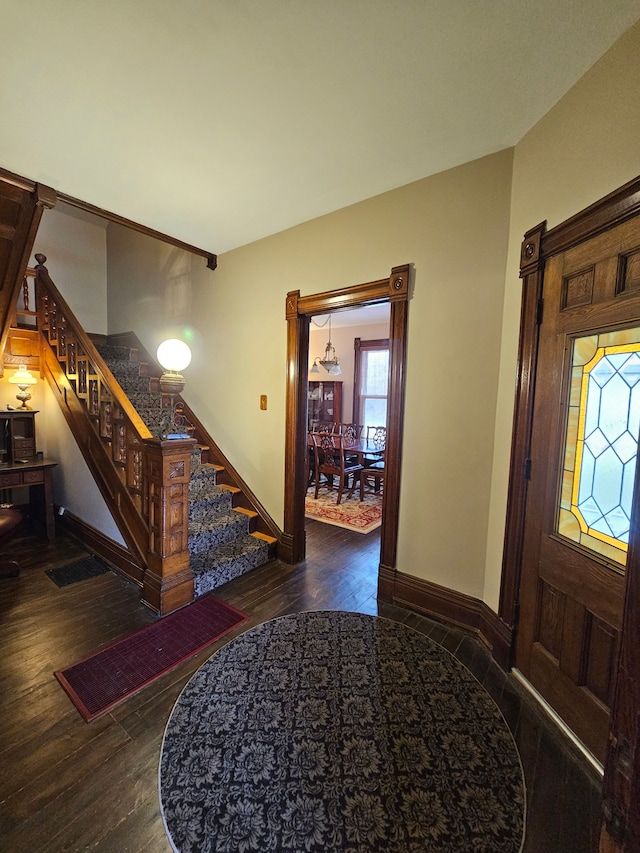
(159, 611, 525, 852)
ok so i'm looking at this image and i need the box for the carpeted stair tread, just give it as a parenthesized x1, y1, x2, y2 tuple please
(96, 344, 137, 361)
(117, 376, 157, 395)
(190, 536, 269, 597)
(189, 462, 220, 483)
(189, 476, 227, 502)
(189, 488, 232, 519)
(189, 511, 251, 551)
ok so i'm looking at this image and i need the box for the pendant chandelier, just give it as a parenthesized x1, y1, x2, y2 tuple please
(310, 314, 341, 376)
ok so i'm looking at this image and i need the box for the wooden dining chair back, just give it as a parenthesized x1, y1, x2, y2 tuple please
(311, 433, 363, 505)
(340, 423, 363, 441)
(359, 426, 385, 499)
(311, 420, 337, 434)
(339, 423, 363, 465)
(366, 425, 386, 447)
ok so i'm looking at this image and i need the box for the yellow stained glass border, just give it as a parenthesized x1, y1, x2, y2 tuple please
(559, 328, 640, 567)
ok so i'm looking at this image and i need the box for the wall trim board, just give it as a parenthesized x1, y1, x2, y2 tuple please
(57, 508, 144, 586)
(382, 567, 512, 668)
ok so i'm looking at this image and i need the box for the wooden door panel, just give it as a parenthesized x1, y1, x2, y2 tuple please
(585, 617, 620, 705)
(535, 578, 620, 701)
(538, 536, 625, 628)
(559, 596, 587, 682)
(530, 642, 611, 763)
(619, 245, 640, 294)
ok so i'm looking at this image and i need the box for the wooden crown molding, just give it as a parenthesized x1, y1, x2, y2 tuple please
(0, 165, 217, 270)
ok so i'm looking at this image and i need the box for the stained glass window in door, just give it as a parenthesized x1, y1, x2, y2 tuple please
(558, 327, 640, 567)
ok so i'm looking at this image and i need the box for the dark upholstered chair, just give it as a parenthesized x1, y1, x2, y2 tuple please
(0, 507, 22, 578)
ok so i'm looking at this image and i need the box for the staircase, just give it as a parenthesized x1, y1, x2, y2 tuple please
(96, 343, 273, 597)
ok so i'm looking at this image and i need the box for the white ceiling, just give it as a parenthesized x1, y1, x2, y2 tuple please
(312, 305, 390, 329)
(3, 2, 640, 254)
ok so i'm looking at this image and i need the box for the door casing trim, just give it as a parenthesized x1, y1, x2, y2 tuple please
(282, 265, 411, 597)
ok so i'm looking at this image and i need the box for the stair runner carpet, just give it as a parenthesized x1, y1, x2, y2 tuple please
(96, 344, 269, 596)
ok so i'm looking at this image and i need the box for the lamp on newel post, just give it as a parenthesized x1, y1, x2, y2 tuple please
(156, 339, 192, 439)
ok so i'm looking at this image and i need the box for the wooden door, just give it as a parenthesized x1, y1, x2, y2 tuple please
(516, 214, 640, 764)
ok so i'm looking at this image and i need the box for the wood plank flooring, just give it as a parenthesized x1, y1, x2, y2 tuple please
(0, 517, 602, 851)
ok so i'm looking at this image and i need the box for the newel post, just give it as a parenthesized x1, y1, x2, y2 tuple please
(141, 436, 196, 614)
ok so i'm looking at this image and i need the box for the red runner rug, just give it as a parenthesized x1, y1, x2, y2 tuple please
(55, 595, 248, 722)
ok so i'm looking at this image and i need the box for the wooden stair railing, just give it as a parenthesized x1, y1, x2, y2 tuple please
(104, 331, 282, 554)
(34, 255, 196, 615)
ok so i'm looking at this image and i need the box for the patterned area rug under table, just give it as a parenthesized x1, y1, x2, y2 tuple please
(159, 611, 525, 852)
(304, 491, 382, 534)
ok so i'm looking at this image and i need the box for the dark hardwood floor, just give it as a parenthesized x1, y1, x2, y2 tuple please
(0, 517, 602, 851)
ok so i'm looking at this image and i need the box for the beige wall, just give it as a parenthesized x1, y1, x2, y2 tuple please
(42, 384, 125, 544)
(165, 149, 513, 598)
(0, 368, 123, 546)
(35, 206, 108, 335)
(484, 19, 640, 608)
(106, 223, 202, 354)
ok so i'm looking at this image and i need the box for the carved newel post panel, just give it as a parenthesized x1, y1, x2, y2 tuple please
(142, 437, 196, 614)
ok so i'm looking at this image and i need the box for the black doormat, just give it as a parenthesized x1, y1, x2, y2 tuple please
(45, 556, 112, 588)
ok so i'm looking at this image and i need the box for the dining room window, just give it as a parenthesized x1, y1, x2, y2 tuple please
(353, 337, 389, 432)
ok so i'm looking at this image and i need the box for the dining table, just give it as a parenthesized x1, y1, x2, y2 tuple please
(307, 433, 385, 461)
(307, 432, 385, 494)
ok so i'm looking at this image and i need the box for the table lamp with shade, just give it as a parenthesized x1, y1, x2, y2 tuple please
(7, 365, 37, 409)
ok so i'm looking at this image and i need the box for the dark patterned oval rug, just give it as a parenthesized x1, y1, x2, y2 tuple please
(159, 611, 525, 852)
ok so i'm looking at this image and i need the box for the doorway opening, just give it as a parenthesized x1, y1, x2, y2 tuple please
(304, 306, 390, 539)
(283, 264, 410, 601)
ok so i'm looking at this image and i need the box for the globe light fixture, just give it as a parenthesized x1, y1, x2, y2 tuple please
(156, 339, 192, 438)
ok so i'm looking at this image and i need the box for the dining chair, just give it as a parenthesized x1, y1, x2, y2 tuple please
(340, 423, 363, 465)
(359, 460, 385, 500)
(311, 420, 338, 434)
(366, 425, 386, 445)
(311, 433, 363, 504)
(340, 423, 363, 440)
(364, 424, 386, 467)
